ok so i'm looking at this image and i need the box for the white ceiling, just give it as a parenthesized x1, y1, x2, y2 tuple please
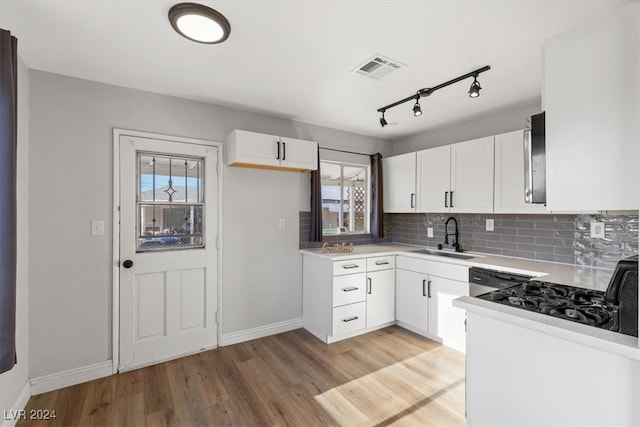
(0, 0, 630, 140)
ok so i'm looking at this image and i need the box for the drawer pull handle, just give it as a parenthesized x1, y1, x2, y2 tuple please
(342, 287, 359, 292)
(375, 261, 389, 265)
(342, 316, 359, 323)
(342, 264, 359, 269)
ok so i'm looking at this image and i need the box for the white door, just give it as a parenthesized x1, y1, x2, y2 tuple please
(366, 269, 395, 328)
(118, 135, 218, 371)
(279, 137, 317, 170)
(382, 152, 417, 213)
(428, 276, 468, 352)
(395, 269, 428, 332)
(450, 137, 494, 213)
(416, 145, 451, 212)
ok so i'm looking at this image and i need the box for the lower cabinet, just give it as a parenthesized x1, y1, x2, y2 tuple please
(366, 268, 395, 328)
(395, 256, 468, 352)
(302, 253, 395, 343)
(302, 252, 467, 351)
(395, 269, 429, 331)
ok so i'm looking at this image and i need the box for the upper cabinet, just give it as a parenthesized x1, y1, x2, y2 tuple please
(494, 130, 547, 214)
(383, 152, 417, 213)
(226, 129, 318, 172)
(417, 137, 494, 213)
(543, 2, 639, 211)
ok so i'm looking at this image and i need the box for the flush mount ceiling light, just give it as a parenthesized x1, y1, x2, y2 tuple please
(168, 3, 231, 44)
(377, 65, 490, 127)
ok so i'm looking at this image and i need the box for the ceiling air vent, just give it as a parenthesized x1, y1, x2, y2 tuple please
(352, 55, 406, 80)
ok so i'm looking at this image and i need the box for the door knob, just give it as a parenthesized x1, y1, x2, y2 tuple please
(122, 259, 134, 269)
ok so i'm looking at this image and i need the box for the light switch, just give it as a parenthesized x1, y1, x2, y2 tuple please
(427, 227, 434, 238)
(91, 220, 105, 236)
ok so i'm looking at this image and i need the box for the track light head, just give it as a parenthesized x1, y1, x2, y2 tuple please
(380, 111, 388, 128)
(413, 96, 422, 117)
(468, 76, 482, 98)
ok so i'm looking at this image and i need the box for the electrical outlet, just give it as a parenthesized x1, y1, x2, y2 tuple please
(590, 222, 605, 239)
(486, 219, 494, 232)
(427, 227, 434, 238)
(278, 218, 286, 230)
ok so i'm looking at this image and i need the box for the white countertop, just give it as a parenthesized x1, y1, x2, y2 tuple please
(301, 243, 640, 359)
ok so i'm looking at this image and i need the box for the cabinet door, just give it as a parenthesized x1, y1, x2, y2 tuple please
(416, 145, 451, 212)
(228, 130, 279, 167)
(494, 130, 547, 213)
(366, 269, 395, 328)
(428, 276, 468, 352)
(450, 137, 494, 213)
(395, 269, 428, 332)
(382, 153, 416, 213)
(544, 3, 639, 211)
(280, 137, 318, 171)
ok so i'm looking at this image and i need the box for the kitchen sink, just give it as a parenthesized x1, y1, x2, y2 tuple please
(410, 249, 478, 260)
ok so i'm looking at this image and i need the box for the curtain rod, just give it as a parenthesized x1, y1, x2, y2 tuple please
(319, 146, 373, 157)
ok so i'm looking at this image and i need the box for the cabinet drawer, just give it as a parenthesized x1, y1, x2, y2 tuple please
(333, 274, 366, 307)
(333, 259, 366, 276)
(332, 302, 366, 336)
(396, 256, 468, 282)
(367, 255, 395, 272)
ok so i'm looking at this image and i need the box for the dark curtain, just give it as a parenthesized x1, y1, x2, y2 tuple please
(0, 28, 18, 374)
(309, 147, 323, 242)
(370, 153, 384, 238)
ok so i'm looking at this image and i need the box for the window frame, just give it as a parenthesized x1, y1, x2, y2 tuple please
(320, 160, 371, 236)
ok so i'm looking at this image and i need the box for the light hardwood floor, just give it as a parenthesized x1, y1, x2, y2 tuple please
(18, 326, 465, 426)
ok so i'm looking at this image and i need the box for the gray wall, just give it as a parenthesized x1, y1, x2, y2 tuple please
(0, 58, 30, 415)
(391, 99, 541, 154)
(28, 70, 391, 378)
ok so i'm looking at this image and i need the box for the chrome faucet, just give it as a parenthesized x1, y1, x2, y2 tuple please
(441, 216, 461, 252)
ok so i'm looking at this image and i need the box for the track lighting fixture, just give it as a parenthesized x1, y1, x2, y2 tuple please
(413, 96, 422, 117)
(379, 110, 388, 128)
(468, 75, 481, 98)
(376, 65, 490, 127)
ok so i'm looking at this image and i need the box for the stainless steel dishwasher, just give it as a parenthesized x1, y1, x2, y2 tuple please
(468, 266, 534, 297)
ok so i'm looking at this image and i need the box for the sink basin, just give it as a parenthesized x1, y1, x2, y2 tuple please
(410, 249, 478, 260)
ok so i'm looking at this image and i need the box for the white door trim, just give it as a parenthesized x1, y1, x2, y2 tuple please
(112, 128, 223, 373)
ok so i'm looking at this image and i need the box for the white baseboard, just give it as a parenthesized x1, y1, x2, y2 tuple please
(220, 318, 302, 346)
(29, 360, 113, 396)
(1, 381, 31, 427)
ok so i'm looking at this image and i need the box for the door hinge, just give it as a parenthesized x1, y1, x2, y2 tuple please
(215, 311, 219, 323)
(216, 236, 220, 249)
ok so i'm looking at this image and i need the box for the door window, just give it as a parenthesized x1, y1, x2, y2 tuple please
(137, 153, 204, 251)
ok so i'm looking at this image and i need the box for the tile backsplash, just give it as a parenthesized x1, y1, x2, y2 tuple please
(300, 211, 638, 270)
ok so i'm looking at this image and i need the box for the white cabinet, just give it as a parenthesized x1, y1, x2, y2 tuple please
(428, 276, 468, 352)
(415, 137, 494, 213)
(494, 130, 547, 213)
(382, 152, 417, 213)
(302, 254, 395, 343)
(543, 3, 639, 211)
(416, 145, 450, 212)
(395, 268, 429, 332)
(395, 256, 468, 352)
(366, 256, 396, 328)
(226, 129, 318, 172)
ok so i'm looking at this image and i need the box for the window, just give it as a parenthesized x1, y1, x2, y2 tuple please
(320, 161, 370, 235)
(137, 153, 205, 251)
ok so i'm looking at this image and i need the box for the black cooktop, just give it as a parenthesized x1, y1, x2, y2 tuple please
(477, 281, 617, 331)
